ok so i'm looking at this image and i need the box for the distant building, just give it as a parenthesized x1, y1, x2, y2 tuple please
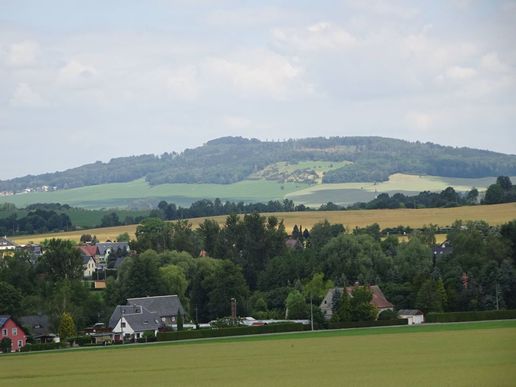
(0, 237, 17, 258)
(398, 309, 425, 325)
(109, 305, 161, 341)
(0, 315, 27, 352)
(127, 295, 185, 326)
(19, 314, 59, 343)
(320, 285, 394, 320)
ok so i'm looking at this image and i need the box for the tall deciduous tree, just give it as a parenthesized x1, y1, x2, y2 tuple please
(58, 311, 76, 339)
(41, 239, 83, 281)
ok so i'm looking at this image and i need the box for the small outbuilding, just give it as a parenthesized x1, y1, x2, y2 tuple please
(398, 309, 425, 325)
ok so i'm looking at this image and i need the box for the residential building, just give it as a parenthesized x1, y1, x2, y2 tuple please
(108, 305, 161, 340)
(19, 314, 59, 343)
(127, 295, 185, 326)
(0, 315, 27, 352)
(320, 285, 394, 320)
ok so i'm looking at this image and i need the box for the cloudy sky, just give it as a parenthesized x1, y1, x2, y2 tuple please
(1, 0, 515, 179)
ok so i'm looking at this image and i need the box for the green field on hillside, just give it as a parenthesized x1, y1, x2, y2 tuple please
(0, 173, 513, 210)
(0, 179, 308, 209)
(2, 321, 515, 387)
(286, 173, 516, 207)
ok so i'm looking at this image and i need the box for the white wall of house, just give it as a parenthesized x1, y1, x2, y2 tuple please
(400, 314, 424, 325)
(83, 257, 96, 278)
(113, 317, 135, 336)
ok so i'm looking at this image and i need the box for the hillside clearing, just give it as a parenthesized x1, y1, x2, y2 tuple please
(1, 321, 515, 387)
(12, 202, 516, 244)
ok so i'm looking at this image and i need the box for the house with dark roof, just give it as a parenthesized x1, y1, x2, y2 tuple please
(127, 295, 185, 326)
(82, 255, 97, 279)
(320, 285, 394, 320)
(19, 314, 59, 343)
(96, 242, 130, 264)
(0, 315, 27, 352)
(108, 305, 161, 340)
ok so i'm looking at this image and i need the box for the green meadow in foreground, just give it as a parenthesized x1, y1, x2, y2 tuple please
(2, 321, 515, 387)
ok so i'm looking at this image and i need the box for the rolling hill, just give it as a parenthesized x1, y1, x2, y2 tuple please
(1, 136, 516, 209)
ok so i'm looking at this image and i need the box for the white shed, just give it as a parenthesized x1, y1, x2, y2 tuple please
(398, 309, 425, 325)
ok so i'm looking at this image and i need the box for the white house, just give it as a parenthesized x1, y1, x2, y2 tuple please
(398, 309, 425, 325)
(82, 256, 97, 279)
(109, 305, 161, 341)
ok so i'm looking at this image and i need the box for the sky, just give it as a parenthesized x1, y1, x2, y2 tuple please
(1, 0, 515, 179)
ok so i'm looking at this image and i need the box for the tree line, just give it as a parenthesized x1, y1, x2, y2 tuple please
(2, 136, 516, 191)
(1, 215, 516, 331)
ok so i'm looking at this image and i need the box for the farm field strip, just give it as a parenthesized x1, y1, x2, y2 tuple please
(1, 173, 512, 209)
(12, 202, 516, 244)
(2, 320, 515, 387)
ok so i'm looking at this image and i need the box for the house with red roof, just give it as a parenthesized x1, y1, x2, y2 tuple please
(320, 285, 393, 320)
(0, 315, 27, 352)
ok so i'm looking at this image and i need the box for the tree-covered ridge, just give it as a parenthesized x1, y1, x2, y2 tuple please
(2, 136, 516, 191)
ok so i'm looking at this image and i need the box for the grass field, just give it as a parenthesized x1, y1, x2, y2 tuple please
(1, 173, 511, 210)
(12, 202, 516, 244)
(2, 321, 515, 386)
(286, 173, 516, 207)
(0, 179, 308, 209)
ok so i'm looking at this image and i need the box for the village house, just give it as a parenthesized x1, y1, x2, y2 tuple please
(95, 242, 130, 264)
(0, 315, 27, 352)
(127, 295, 185, 326)
(320, 285, 394, 320)
(19, 314, 59, 343)
(0, 236, 17, 258)
(108, 305, 161, 341)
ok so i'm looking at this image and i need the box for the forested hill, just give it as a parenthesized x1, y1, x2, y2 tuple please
(2, 136, 516, 192)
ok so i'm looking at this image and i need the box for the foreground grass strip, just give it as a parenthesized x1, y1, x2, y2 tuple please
(1, 321, 515, 387)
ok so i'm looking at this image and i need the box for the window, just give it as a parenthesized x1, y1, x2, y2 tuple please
(2, 329, 7, 336)
(17, 340, 22, 348)
(12, 328, 17, 336)
(121, 322, 126, 328)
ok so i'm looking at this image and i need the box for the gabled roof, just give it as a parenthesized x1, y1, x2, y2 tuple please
(0, 237, 17, 248)
(322, 285, 393, 310)
(82, 255, 95, 265)
(0, 315, 11, 328)
(19, 314, 52, 337)
(398, 309, 424, 316)
(79, 245, 97, 257)
(127, 295, 185, 318)
(109, 305, 161, 332)
(96, 242, 130, 256)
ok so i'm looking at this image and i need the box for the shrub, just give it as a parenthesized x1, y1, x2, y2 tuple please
(378, 309, 398, 320)
(157, 323, 305, 342)
(426, 309, 516, 323)
(327, 319, 407, 329)
(20, 342, 63, 352)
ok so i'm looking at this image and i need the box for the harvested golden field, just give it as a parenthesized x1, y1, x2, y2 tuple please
(12, 202, 516, 244)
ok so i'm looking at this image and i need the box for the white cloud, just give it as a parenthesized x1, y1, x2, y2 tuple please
(405, 112, 433, 132)
(444, 65, 477, 80)
(57, 60, 98, 87)
(9, 83, 46, 107)
(344, 0, 419, 19)
(5, 40, 40, 67)
(165, 66, 200, 101)
(223, 115, 252, 129)
(273, 22, 357, 52)
(480, 52, 510, 73)
(204, 50, 312, 99)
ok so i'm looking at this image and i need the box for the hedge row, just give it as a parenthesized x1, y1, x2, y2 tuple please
(21, 342, 63, 352)
(426, 309, 516, 323)
(327, 319, 408, 330)
(157, 323, 305, 342)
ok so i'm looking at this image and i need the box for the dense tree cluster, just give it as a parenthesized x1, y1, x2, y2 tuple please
(483, 176, 516, 204)
(2, 137, 516, 191)
(2, 213, 516, 331)
(0, 208, 72, 236)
